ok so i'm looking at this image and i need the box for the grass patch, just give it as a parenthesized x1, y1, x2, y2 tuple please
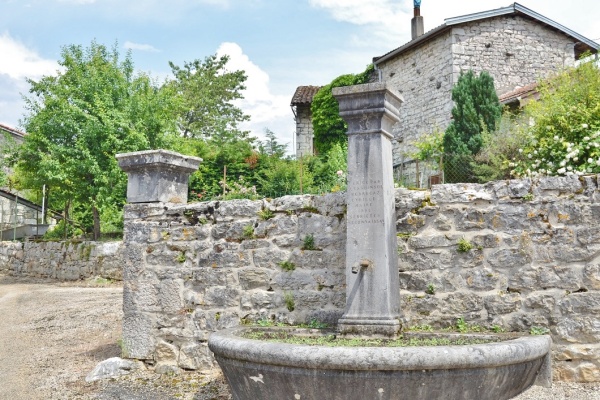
(241, 331, 498, 347)
(242, 225, 255, 239)
(284, 292, 295, 312)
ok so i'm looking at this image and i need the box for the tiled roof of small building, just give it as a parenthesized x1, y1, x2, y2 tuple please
(374, 2, 599, 65)
(291, 86, 322, 106)
(499, 83, 539, 104)
(0, 123, 26, 138)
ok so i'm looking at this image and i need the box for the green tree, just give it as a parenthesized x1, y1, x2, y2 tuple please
(16, 41, 177, 239)
(472, 112, 530, 182)
(443, 70, 502, 182)
(513, 58, 600, 177)
(311, 64, 374, 154)
(258, 129, 287, 158)
(168, 55, 249, 140)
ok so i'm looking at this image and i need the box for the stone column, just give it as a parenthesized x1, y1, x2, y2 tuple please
(116, 149, 201, 361)
(333, 82, 403, 337)
(116, 150, 202, 204)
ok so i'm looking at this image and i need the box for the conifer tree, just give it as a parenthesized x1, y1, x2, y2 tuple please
(443, 70, 501, 182)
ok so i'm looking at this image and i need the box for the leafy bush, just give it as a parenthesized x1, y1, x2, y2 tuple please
(513, 57, 600, 177)
(472, 112, 530, 182)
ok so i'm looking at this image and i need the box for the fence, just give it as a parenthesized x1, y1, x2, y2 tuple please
(393, 154, 492, 188)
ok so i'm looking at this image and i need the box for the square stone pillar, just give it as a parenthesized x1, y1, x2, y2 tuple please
(333, 82, 403, 337)
(116, 150, 202, 204)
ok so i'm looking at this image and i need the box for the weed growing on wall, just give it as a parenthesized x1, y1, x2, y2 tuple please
(279, 261, 296, 272)
(457, 238, 473, 252)
(302, 234, 315, 250)
(242, 225, 255, 239)
(258, 208, 274, 220)
(284, 292, 295, 312)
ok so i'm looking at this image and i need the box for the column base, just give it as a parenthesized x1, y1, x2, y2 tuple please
(337, 317, 401, 338)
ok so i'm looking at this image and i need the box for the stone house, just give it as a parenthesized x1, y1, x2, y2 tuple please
(0, 123, 57, 239)
(291, 85, 321, 157)
(294, 3, 599, 180)
(0, 123, 25, 147)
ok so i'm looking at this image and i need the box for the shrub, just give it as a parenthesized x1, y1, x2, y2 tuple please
(513, 57, 600, 178)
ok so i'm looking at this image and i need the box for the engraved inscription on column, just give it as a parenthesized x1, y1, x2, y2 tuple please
(347, 179, 385, 226)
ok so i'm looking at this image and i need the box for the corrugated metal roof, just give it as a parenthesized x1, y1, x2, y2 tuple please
(291, 86, 322, 106)
(374, 2, 599, 65)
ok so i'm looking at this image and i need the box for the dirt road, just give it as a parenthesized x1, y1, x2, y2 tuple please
(0, 274, 230, 400)
(0, 274, 124, 399)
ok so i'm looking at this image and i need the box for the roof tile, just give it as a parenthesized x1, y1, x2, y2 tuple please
(291, 86, 322, 105)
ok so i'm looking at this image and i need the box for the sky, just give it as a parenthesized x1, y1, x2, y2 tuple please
(1, 0, 599, 153)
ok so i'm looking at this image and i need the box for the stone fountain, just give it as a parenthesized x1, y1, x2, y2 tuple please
(208, 82, 552, 400)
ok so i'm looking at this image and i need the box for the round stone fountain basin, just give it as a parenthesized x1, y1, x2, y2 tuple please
(208, 327, 552, 400)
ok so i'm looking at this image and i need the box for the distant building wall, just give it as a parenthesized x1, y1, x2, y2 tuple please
(377, 31, 453, 167)
(295, 104, 314, 157)
(378, 15, 576, 168)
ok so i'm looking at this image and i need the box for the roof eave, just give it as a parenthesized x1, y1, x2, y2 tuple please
(374, 2, 599, 66)
(374, 24, 450, 66)
(512, 3, 599, 53)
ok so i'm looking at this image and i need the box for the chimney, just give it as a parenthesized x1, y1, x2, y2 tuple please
(411, 2, 424, 40)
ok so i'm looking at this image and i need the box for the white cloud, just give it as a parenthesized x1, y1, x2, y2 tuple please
(309, 0, 410, 44)
(0, 32, 60, 127)
(0, 32, 59, 80)
(216, 42, 294, 150)
(124, 41, 160, 53)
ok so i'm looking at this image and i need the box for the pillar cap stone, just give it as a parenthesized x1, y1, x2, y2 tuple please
(116, 149, 202, 204)
(116, 149, 202, 173)
(333, 82, 403, 138)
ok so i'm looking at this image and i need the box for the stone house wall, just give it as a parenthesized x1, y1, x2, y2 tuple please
(121, 175, 599, 381)
(295, 104, 314, 157)
(377, 14, 576, 167)
(451, 16, 574, 93)
(0, 240, 123, 281)
(378, 31, 453, 165)
(0, 197, 42, 231)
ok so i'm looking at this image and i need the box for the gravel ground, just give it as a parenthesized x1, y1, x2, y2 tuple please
(0, 272, 598, 399)
(0, 273, 230, 400)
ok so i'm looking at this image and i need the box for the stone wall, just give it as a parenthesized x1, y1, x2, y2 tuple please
(0, 240, 124, 281)
(122, 175, 599, 382)
(295, 103, 314, 158)
(378, 14, 576, 167)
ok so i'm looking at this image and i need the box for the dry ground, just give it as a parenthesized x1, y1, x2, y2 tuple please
(0, 273, 230, 400)
(0, 272, 598, 400)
